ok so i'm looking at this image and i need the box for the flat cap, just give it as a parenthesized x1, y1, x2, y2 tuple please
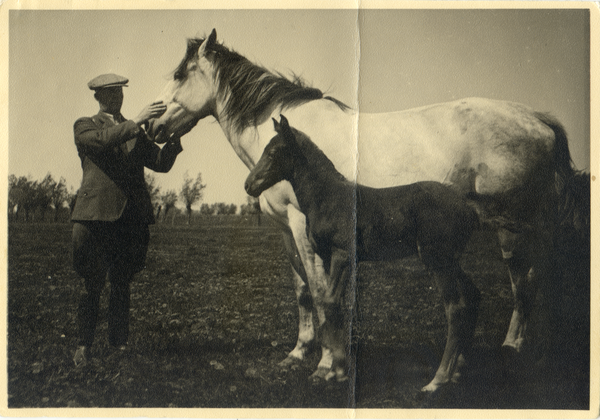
(87, 73, 129, 90)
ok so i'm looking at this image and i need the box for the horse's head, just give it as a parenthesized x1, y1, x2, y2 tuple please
(245, 115, 303, 197)
(148, 29, 219, 143)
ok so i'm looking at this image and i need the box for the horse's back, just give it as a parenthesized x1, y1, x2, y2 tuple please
(356, 98, 556, 190)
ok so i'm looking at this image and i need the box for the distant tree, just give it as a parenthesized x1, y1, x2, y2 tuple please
(199, 203, 215, 216)
(213, 202, 237, 215)
(34, 174, 55, 221)
(179, 172, 206, 224)
(240, 195, 262, 225)
(215, 202, 228, 215)
(8, 174, 27, 221)
(145, 173, 162, 217)
(67, 188, 78, 215)
(240, 195, 261, 215)
(160, 190, 178, 222)
(9, 175, 21, 219)
(11, 175, 47, 222)
(47, 176, 69, 222)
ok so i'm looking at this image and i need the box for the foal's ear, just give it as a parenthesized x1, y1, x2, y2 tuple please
(272, 117, 281, 133)
(279, 114, 290, 130)
(278, 115, 296, 144)
(279, 115, 292, 136)
(199, 28, 217, 56)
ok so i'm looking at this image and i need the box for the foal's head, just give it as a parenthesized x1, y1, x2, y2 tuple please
(245, 115, 306, 197)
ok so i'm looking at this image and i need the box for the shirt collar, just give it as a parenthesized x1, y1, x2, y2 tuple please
(99, 111, 123, 124)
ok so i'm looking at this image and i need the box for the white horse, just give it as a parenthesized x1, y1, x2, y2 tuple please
(148, 29, 577, 392)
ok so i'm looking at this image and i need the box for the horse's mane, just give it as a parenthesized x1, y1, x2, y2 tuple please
(174, 37, 350, 133)
(291, 127, 348, 184)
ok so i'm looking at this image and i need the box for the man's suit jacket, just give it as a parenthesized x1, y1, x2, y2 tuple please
(71, 111, 182, 224)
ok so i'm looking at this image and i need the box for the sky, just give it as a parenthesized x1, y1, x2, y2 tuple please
(7, 6, 592, 208)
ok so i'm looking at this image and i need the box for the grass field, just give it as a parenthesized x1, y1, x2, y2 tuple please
(7, 219, 590, 409)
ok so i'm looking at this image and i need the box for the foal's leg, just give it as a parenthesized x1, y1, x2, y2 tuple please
(286, 206, 333, 373)
(422, 263, 480, 393)
(314, 247, 352, 382)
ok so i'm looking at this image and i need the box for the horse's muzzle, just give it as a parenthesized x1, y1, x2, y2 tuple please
(244, 179, 261, 197)
(147, 120, 167, 143)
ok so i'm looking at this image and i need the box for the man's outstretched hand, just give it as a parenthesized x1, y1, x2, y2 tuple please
(133, 101, 167, 126)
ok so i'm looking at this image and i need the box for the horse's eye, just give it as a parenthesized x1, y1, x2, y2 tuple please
(174, 69, 186, 81)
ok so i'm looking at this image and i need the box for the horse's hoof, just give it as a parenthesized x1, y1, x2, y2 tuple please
(420, 378, 449, 394)
(501, 340, 524, 354)
(278, 355, 301, 368)
(335, 374, 349, 383)
(309, 366, 329, 382)
(420, 384, 437, 393)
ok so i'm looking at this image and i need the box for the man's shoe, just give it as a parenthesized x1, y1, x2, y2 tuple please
(73, 346, 87, 367)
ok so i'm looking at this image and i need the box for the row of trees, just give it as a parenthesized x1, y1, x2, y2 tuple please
(8, 174, 74, 222)
(9, 171, 261, 223)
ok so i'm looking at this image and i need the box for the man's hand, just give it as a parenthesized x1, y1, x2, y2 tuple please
(133, 101, 167, 126)
(167, 134, 182, 149)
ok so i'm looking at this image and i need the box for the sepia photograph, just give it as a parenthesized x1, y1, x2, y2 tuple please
(2, 0, 596, 417)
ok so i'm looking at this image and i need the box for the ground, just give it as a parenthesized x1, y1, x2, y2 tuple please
(7, 218, 590, 409)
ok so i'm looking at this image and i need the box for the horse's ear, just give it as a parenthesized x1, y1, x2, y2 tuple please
(272, 117, 281, 132)
(199, 28, 217, 57)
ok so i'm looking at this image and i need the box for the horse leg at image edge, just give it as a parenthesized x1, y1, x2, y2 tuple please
(422, 264, 481, 393)
(498, 228, 546, 353)
(285, 207, 333, 374)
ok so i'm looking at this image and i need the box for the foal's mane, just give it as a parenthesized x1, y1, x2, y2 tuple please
(173, 36, 350, 133)
(290, 127, 347, 184)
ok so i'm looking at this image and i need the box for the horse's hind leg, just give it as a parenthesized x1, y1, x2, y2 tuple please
(422, 263, 481, 393)
(497, 227, 551, 353)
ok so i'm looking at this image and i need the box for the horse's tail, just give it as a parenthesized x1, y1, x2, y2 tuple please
(534, 112, 589, 238)
(557, 171, 590, 241)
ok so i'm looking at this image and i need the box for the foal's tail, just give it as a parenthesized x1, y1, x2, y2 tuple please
(534, 112, 589, 239)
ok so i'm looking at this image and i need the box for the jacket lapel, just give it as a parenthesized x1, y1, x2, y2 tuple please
(96, 112, 135, 156)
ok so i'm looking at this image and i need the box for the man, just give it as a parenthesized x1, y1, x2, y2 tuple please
(71, 73, 182, 366)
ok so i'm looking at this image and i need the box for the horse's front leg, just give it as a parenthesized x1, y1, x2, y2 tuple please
(286, 207, 333, 374)
(278, 228, 317, 366)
